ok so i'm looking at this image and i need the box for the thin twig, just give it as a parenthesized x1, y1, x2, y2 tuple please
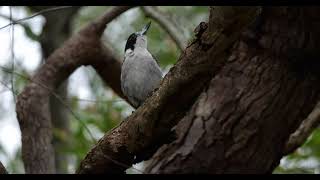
(9, 6, 16, 104)
(283, 101, 320, 155)
(100, 148, 144, 174)
(62, 97, 124, 104)
(0, 13, 39, 40)
(141, 6, 187, 51)
(0, 79, 19, 95)
(0, 81, 125, 104)
(0, 6, 73, 30)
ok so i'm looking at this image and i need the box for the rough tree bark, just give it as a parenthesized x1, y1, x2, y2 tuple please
(145, 7, 320, 173)
(28, 6, 81, 173)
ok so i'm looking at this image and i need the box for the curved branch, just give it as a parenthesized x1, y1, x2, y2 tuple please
(283, 101, 320, 155)
(16, 6, 133, 174)
(141, 6, 186, 51)
(0, 161, 7, 174)
(77, 6, 260, 174)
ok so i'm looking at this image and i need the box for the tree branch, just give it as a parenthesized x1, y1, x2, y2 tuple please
(141, 6, 187, 51)
(16, 6, 133, 174)
(283, 101, 320, 155)
(0, 161, 7, 174)
(77, 6, 260, 174)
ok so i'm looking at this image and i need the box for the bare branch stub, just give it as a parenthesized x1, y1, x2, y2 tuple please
(0, 6, 74, 30)
(15, 6, 132, 174)
(77, 6, 260, 174)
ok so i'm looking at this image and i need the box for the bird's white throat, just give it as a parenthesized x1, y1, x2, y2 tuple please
(125, 47, 152, 61)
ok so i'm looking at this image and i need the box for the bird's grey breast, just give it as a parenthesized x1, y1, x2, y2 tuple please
(121, 48, 162, 108)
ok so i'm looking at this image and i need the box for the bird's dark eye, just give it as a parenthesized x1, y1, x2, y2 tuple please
(125, 33, 137, 52)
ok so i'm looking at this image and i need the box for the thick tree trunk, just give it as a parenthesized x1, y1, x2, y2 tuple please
(145, 7, 320, 174)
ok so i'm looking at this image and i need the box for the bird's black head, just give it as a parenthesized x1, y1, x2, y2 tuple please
(124, 33, 137, 52)
(124, 21, 151, 53)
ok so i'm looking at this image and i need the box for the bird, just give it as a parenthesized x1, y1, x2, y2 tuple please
(121, 21, 163, 109)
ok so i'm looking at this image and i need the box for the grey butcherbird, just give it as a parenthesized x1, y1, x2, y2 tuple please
(121, 22, 163, 108)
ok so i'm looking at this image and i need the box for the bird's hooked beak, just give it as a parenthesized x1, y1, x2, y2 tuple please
(140, 21, 151, 35)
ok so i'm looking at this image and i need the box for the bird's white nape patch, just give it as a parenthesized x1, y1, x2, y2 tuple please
(125, 49, 134, 58)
